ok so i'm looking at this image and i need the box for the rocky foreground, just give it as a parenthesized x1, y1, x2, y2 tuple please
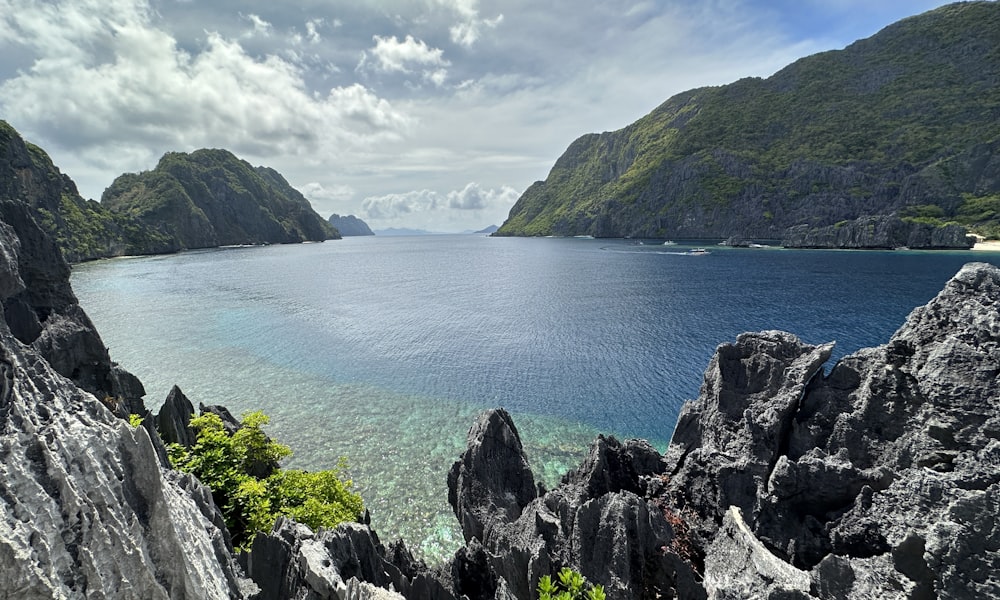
(2, 190, 999, 598)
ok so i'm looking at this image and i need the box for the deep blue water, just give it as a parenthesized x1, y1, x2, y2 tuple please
(70, 236, 1000, 560)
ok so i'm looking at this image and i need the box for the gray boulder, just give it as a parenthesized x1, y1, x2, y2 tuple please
(703, 506, 811, 599)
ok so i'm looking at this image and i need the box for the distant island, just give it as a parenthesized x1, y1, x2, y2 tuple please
(496, 2, 999, 249)
(373, 227, 439, 236)
(474, 225, 499, 234)
(328, 214, 374, 236)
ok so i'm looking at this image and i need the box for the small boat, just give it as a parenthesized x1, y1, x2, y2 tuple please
(687, 248, 710, 255)
(662, 240, 677, 246)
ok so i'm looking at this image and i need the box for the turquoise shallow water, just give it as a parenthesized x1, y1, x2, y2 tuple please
(70, 236, 1000, 561)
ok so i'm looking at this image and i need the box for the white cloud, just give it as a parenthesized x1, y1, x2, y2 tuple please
(360, 34, 449, 85)
(434, 0, 502, 47)
(446, 183, 518, 210)
(301, 181, 356, 203)
(450, 14, 503, 47)
(305, 18, 322, 44)
(361, 183, 518, 228)
(242, 13, 272, 37)
(0, 0, 411, 168)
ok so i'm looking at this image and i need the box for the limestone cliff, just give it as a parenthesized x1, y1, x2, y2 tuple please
(329, 214, 375, 236)
(782, 215, 975, 249)
(497, 2, 1000, 241)
(102, 149, 339, 250)
(0, 198, 253, 598)
(0, 120, 175, 262)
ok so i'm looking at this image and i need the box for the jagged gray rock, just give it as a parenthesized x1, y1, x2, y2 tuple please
(0, 199, 253, 598)
(243, 517, 450, 600)
(663, 261, 1000, 598)
(782, 215, 974, 249)
(447, 408, 537, 545)
(446, 411, 702, 600)
(663, 331, 834, 551)
(156, 384, 198, 447)
(428, 262, 998, 600)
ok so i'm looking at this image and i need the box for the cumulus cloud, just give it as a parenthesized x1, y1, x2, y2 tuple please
(359, 34, 450, 86)
(242, 13, 272, 37)
(447, 182, 519, 210)
(301, 181, 355, 203)
(434, 0, 503, 47)
(305, 19, 323, 44)
(0, 0, 410, 166)
(361, 183, 518, 225)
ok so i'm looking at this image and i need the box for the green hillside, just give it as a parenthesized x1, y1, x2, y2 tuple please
(102, 149, 339, 250)
(0, 120, 174, 262)
(496, 2, 1000, 240)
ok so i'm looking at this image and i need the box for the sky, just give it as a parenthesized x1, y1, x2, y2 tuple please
(0, 0, 960, 232)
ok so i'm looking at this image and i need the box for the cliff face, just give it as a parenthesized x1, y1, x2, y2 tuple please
(102, 149, 339, 250)
(328, 214, 374, 236)
(497, 2, 1000, 240)
(782, 215, 975, 249)
(0, 198, 251, 598)
(0, 120, 175, 262)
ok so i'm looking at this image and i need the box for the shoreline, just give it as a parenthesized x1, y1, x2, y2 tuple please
(973, 240, 1000, 251)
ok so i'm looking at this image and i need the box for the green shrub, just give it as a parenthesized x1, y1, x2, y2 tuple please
(167, 411, 363, 550)
(538, 568, 606, 600)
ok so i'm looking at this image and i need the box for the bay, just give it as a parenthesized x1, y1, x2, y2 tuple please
(70, 236, 1000, 561)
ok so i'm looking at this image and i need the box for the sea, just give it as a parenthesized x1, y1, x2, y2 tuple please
(69, 235, 1000, 561)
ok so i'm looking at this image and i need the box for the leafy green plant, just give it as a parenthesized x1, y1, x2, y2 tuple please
(128, 414, 144, 428)
(537, 568, 606, 600)
(167, 411, 363, 550)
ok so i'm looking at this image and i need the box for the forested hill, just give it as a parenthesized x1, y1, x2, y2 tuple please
(103, 149, 339, 250)
(2, 121, 338, 261)
(0, 120, 175, 262)
(496, 2, 1000, 241)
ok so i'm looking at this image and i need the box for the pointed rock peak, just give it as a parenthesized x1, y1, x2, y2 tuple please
(448, 408, 537, 543)
(157, 385, 197, 448)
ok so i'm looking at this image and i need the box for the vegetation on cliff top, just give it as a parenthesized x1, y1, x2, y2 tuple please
(497, 2, 1000, 239)
(167, 411, 363, 550)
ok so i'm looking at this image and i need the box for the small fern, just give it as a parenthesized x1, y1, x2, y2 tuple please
(538, 568, 605, 600)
